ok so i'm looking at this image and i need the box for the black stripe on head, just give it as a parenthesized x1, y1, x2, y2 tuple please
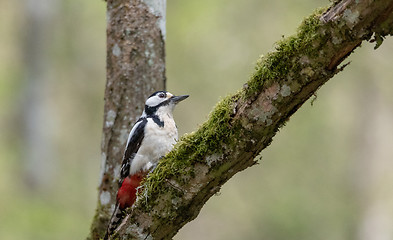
(149, 91, 167, 98)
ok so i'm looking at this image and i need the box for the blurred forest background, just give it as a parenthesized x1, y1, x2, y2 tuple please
(1, 0, 393, 239)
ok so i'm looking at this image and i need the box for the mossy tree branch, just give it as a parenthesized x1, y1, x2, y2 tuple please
(96, 0, 393, 239)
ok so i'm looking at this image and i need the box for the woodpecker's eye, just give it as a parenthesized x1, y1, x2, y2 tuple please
(158, 93, 165, 98)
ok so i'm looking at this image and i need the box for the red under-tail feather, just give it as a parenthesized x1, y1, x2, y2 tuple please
(104, 173, 145, 240)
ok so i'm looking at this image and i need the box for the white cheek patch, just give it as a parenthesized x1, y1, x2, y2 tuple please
(145, 92, 174, 107)
(145, 96, 161, 107)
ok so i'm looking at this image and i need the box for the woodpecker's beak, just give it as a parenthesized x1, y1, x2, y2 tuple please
(170, 95, 189, 104)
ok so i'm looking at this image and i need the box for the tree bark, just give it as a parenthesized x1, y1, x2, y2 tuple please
(89, 0, 166, 239)
(21, 0, 60, 192)
(90, 0, 393, 239)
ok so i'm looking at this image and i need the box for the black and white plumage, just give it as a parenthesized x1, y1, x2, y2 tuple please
(104, 91, 189, 240)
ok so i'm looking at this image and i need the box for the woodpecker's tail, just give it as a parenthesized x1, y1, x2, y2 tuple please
(104, 173, 146, 239)
(104, 203, 125, 240)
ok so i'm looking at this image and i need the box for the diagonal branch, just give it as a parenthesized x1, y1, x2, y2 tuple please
(102, 0, 393, 239)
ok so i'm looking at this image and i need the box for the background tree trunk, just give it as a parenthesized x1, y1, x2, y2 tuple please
(353, 80, 393, 240)
(89, 0, 166, 239)
(90, 0, 393, 239)
(21, 0, 60, 192)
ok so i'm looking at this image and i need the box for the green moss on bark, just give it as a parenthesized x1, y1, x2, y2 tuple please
(244, 8, 327, 99)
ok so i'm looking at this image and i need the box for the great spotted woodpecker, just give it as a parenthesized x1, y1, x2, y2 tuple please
(104, 91, 189, 239)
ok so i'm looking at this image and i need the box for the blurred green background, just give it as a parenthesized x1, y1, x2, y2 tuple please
(1, 0, 393, 240)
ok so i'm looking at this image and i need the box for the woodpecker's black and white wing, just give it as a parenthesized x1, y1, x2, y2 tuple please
(118, 117, 147, 186)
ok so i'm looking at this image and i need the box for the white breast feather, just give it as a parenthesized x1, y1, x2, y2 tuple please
(130, 112, 178, 175)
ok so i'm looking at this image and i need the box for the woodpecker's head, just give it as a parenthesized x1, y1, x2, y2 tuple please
(144, 91, 189, 116)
